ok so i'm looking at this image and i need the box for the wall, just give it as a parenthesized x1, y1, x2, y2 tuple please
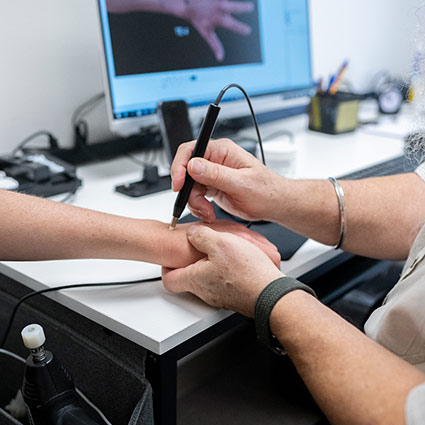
(310, 0, 422, 93)
(0, 0, 423, 154)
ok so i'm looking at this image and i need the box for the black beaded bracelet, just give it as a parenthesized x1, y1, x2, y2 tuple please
(254, 277, 317, 355)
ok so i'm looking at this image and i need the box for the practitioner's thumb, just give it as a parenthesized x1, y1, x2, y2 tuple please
(188, 158, 240, 193)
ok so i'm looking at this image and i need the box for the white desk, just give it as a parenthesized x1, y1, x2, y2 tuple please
(0, 112, 409, 355)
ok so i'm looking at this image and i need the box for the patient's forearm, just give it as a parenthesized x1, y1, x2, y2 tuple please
(0, 190, 197, 268)
(271, 173, 425, 260)
(271, 291, 425, 425)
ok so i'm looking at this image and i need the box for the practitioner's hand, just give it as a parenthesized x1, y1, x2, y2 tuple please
(159, 220, 280, 269)
(171, 138, 283, 223)
(162, 225, 284, 317)
(182, 0, 254, 61)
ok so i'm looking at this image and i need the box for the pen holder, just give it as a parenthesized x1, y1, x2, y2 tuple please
(308, 92, 361, 135)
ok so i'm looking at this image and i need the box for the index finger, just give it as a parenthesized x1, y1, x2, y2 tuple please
(171, 138, 254, 191)
(170, 140, 218, 191)
(221, 1, 254, 14)
(171, 141, 197, 192)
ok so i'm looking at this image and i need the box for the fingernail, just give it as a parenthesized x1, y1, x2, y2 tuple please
(191, 209, 201, 219)
(187, 225, 198, 237)
(200, 208, 210, 218)
(201, 211, 213, 224)
(191, 159, 206, 175)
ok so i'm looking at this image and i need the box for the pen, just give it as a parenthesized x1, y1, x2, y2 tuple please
(169, 103, 221, 230)
(329, 60, 349, 95)
(326, 75, 336, 94)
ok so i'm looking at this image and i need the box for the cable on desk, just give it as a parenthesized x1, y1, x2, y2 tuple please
(3, 86, 266, 350)
(73, 93, 106, 152)
(238, 129, 295, 146)
(124, 148, 162, 169)
(0, 276, 162, 349)
(12, 131, 60, 156)
(59, 191, 77, 204)
(72, 93, 105, 127)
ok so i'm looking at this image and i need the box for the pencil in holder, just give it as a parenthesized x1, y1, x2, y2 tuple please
(308, 92, 361, 135)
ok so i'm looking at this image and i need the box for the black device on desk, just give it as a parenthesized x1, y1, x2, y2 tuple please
(158, 100, 194, 164)
(115, 101, 194, 198)
(0, 152, 82, 197)
(338, 155, 417, 180)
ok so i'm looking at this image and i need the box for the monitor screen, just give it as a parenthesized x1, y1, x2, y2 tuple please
(97, 0, 313, 133)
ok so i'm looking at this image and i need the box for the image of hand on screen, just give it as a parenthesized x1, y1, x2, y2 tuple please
(106, 0, 255, 62)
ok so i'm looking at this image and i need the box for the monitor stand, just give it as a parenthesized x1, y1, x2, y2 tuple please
(115, 164, 171, 198)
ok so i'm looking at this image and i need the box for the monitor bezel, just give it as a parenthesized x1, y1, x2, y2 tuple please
(96, 0, 314, 137)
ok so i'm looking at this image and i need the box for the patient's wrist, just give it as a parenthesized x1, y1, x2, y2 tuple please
(155, 222, 203, 268)
(163, 0, 187, 18)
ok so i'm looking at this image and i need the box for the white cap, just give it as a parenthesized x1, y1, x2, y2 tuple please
(21, 324, 46, 349)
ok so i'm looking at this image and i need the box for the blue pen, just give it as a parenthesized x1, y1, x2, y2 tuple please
(327, 75, 336, 94)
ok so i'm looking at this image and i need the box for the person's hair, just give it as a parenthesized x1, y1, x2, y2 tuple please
(406, 6, 425, 164)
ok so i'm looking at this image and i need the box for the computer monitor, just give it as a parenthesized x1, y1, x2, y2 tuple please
(97, 0, 313, 136)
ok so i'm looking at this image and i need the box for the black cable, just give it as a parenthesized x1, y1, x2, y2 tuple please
(125, 153, 148, 168)
(239, 129, 295, 146)
(125, 150, 156, 168)
(215, 84, 266, 166)
(0, 276, 161, 349)
(72, 93, 105, 127)
(59, 191, 77, 203)
(213, 84, 267, 228)
(263, 130, 295, 144)
(2, 86, 265, 347)
(72, 93, 105, 152)
(12, 131, 59, 156)
(10, 131, 78, 204)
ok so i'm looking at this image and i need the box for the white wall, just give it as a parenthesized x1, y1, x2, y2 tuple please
(310, 0, 422, 92)
(0, 0, 423, 154)
(0, 0, 106, 154)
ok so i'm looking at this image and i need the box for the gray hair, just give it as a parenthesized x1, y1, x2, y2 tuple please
(406, 7, 425, 164)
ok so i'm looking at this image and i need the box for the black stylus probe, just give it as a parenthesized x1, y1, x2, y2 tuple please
(169, 103, 221, 230)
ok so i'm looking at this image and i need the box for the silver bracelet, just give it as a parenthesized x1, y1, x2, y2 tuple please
(328, 177, 346, 250)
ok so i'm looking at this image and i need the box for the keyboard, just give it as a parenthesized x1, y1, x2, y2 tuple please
(339, 155, 417, 180)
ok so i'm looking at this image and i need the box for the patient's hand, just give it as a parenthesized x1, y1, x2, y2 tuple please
(157, 220, 280, 269)
(181, 0, 254, 62)
(106, 0, 254, 62)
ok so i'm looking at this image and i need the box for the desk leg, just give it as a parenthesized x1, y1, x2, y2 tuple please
(146, 350, 178, 425)
(145, 315, 249, 425)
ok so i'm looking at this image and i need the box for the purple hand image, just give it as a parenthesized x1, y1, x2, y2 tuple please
(106, 0, 255, 61)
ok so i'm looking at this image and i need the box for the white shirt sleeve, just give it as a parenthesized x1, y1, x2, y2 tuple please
(415, 162, 425, 182)
(406, 383, 425, 425)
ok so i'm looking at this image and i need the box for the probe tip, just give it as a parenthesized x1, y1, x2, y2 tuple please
(169, 217, 178, 230)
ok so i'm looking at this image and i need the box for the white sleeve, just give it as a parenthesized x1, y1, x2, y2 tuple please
(406, 383, 425, 425)
(415, 162, 425, 182)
